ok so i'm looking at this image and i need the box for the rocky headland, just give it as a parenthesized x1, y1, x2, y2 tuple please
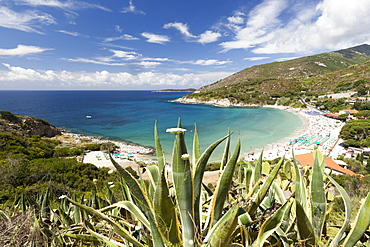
(0, 110, 62, 137)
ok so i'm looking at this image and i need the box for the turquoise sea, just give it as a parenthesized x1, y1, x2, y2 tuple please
(0, 91, 302, 159)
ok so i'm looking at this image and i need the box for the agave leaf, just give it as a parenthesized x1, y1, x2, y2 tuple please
(342, 191, 370, 247)
(220, 128, 231, 171)
(209, 136, 241, 227)
(204, 205, 239, 247)
(120, 177, 133, 202)
(252, 200, 290, 247)
(146, 165, 160, 187)
(248, 156, 285, 215)
(261, 161, 270, 176)
(105, 184, 117, 205)
(193, 133, 230, 229)
(296, 200, 316, 246)
(154, 169, 181, 245)
(109, 155, 165, 246)
(192, 122, 200, 167)
(41, 188, 50, 219)
(171, 119, 195, 247)
(66, 197, 144, 247)
(100, 201, 151, 229)
(86, 228, 127, 247)
(0, 210, 10, 222)
(57, 205, 74, 226)
(22, 194, 28, 213)
(154, 119, 165, 171)
(244, 167, 253, 194)
(146, 165, 160, 200)
(292, 151, 308, 214)
(326, 175, 351, 247)
(272, 181, 287, 205)
(64, 233, 99, 243)
(311, 152, 326, 241)
(238, 211, 252, 227)
(253, 151, 263, 184)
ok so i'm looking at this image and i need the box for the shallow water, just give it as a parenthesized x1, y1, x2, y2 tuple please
(0, 90, 302, 160)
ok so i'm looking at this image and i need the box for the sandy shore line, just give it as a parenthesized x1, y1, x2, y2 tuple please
(59, 131, 154, 155)
(243, 105, 345, 161)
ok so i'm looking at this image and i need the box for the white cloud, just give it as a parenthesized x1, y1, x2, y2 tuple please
(244, 56, 269, 61)
(141, 32, 170, 44)
(198, 31, 222, 44)
(221, 0, 370, 54)
(142, 57, 169, 62)
(164, 22, 221, 44)
(103, 34, 139, 42)
(67, 58, 126, 66)
(110, 50, 141, 60)
(184, 59, 232, 66)
(58, 30, 89, 37)
(134, 61, 161, 68)
(163, 22, 196, 38)
(0, 44, 53, 56)
(0, 6, 55, 33)
(227, 15, 244, 24)
(15, 0, 110, 12)
(221, 0, 288, 51)
(121, 0, 145, 14)
(115, 25, 123, 33)
(0, 63, 207, 88)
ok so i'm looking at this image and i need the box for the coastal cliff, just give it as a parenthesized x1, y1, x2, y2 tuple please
(0, 110, 62, 137)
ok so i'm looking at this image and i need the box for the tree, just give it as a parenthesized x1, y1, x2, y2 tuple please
(356, 84, 369, 96)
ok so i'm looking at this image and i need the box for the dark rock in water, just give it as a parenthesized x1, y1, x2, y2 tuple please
(0, 110, 62, 137)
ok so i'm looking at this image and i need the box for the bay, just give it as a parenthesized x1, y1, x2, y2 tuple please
(0, 90, 302, 160)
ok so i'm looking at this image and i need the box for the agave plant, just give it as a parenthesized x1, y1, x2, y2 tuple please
(53, 119, 370, 247)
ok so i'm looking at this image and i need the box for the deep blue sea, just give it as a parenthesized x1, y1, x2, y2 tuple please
(0, 90, 302, 159)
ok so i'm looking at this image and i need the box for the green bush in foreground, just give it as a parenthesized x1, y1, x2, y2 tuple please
(2, 120, 370, 246)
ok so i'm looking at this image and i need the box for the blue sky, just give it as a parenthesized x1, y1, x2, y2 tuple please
(0, 0, 369, 90)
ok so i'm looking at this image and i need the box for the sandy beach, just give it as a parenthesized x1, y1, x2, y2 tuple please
(243, 105, 346, 161)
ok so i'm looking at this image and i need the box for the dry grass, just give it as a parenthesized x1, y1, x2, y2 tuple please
(0, 211, 49, 247)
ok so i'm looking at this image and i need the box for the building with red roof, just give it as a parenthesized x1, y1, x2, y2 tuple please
(295, 153, 356, 176)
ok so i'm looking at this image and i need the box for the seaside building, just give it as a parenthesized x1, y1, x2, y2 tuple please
(295, 153, 356, 176)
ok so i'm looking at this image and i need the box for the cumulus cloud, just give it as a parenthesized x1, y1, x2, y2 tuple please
(0, 63, 208, 89)
(198, 31, 222, 44)
(141, 32, 170, 44)
(221, 0, 370, 54)
(121, 0, 145, 14)
(0, 44, 53, 56)
(0, 6, 55, 33)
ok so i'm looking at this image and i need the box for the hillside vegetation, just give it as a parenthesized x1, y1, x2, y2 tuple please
(184, 44, 370, 106)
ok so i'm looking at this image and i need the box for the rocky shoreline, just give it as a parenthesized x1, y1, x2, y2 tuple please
(172, 97, 261, 107)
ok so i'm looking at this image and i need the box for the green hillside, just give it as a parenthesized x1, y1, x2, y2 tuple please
(183, 44, 370, 106)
